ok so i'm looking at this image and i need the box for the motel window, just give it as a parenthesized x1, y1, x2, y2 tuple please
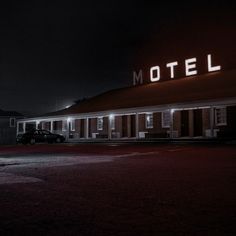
(71, 119, 75, 131)
(62, 120, 67, 131)
(215, 107, 227, 126)
(162, 111, 171, 128)
(146, 113, 153, 129)
(41, 122, 45, 130)
(9, 118, 16, 127)
(97, 117, 103, 131)
(18, 123, 24, 132)
(53, 121, 61, 131)
(44, 121, 51, 131)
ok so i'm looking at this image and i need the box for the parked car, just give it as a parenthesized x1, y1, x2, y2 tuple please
(17, 129, 65, 144)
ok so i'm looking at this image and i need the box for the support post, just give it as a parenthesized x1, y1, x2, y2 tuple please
(36, 121, 40, 130)
(42, 122, 45, 130)
(23, 122, 26, 133)
(50, 120, 53, 133)
(127, 115, 131, 138)
(135, 113, 139, 139)
(67, 119, 70, 140)
(16, 122, 20, 135)
(108, 116, 112, 140)
(170, 109, 174, 139)
(210, 107, 214, 137)
(85, 118, 89, 139)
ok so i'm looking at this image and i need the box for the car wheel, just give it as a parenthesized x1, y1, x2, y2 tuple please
(56, 137, 61, 143)
(30, 138, 36, 145)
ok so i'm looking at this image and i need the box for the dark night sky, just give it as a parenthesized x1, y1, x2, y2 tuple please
(0, 1, 235, 115)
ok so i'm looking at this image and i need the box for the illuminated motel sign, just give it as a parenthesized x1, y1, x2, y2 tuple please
(133, 54, 221, 85)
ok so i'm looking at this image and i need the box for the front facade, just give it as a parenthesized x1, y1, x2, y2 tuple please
(16, 102, 236, 141)
(17, 68, 236, 141)
(0, 110, 23, 144)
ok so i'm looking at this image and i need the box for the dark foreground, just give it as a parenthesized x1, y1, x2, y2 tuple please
(0, 143, 236, 236)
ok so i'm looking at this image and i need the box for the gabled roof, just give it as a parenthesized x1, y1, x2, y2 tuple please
(0, 110, 23, 117)
(45, 69, 236, 117)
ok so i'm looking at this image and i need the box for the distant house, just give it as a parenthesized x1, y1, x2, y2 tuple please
(0, 110, 23, 144)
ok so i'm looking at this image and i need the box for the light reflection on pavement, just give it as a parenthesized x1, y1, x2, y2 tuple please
(0, 172, 42, 185)
(0, 154, 115, 185)
(0, 154, 115, 169)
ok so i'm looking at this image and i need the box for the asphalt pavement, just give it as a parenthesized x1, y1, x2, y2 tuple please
(0, 143, 236, 235)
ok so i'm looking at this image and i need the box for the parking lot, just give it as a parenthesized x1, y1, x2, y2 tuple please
(0, 143, 236, 235)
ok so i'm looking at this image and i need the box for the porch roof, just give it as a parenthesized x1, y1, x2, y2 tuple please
(46, 69, 236, 117)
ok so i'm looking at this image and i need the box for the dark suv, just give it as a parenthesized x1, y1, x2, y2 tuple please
(17, 129, 65, 144)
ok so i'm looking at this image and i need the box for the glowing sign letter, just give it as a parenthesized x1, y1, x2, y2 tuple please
(207, 54, 221, 72)
(166, 61, 178, 78)
(150, 66, 160, 82)
(185, 58, 197, 76)
(133, 70, 143, 85)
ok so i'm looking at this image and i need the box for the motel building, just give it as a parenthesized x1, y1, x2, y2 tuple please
(17, 55, 236, 141)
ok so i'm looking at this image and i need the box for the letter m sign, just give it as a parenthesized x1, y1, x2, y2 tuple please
(133, 70, 143, 86)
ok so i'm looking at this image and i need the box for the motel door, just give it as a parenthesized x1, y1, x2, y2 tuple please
(225, 106, 236, 136)
(181, 110, 189, 137)
(80, 119, 84, 138)
(122, 116, 128, 137)
(193, 109, 203, 136)
(130, 115, 136, 137)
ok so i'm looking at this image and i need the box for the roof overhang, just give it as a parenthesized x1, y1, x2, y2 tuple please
(18, 97, 236, 123)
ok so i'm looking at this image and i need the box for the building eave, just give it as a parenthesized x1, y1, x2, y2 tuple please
(17, 97, 236, 123)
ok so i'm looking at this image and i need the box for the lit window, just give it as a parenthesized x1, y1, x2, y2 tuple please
(110, 115, 115, 130)
(9, 118, 16, 127)
(215, 107, 227, 126)
(97, 117, 103, 131)
(146, 113, 153, 129)
(162, 111, 171, 128)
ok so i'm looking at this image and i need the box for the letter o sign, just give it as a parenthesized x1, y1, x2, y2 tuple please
(150, 66, 160, 82)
